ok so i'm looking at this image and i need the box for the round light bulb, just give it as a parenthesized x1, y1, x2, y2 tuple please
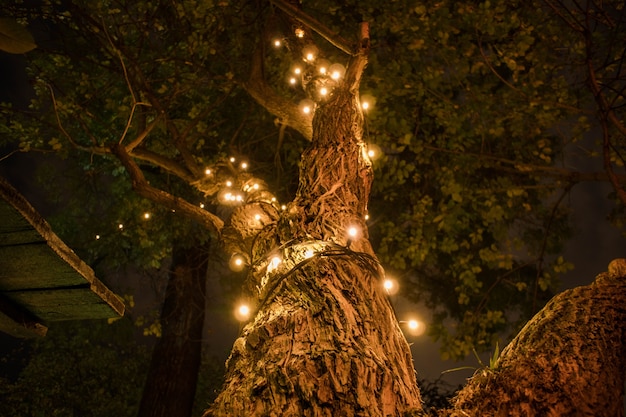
(229, 254, 246, 271)
(205, 168, 212, 175)
(295, 28, 305, 38)
(118, 223, 124, 230)
(240, 162, 248, 170)
(235, 303, 251, 321)
(347, 226, 359, 238)
(299, 99, 315, 115)
(225, 180, 233, 187)
(319, 87, 328, 96)
(329, 63, 345, 80)
(273, 39, 281, 47)
(143, 212, 151, 220)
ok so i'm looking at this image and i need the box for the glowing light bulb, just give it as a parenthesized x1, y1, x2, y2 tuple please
(302, 44, 319, 62)
(347, 226, 359, 238)
(362, 101, 370, 110)
(95, 234, 100, 240)
(295, 28, 305, 38)
(403, 318, 425, 336)
(384, 279, 394, 291)
(254, 214, 262, 221)
(299, 99, 315, 115)
(289, 77, 297, 85)
(205, 168, 212, 175)
(143, 212, 151, 220)
(293, 67, 302, 75)
(200, 203, 205, 209)
(368, 149, 376, 158)
(281, 205, 287, 210)
(229, 156, 236, 163)
(304, 249, 315, 259)
(408, 320, 419, 330)
(225, 180, 233, 187)
(319, 87, 328, 96)
(317, 59, 330, 75)
(235, 303, 251, 321)
(361, 94, 376, 111)
(229, 254, 246, 271)
(118, 223, 124, 230)
(252, 183, 259, 190)
(240, 162, 248, 170)
(268, 255, 282, 273)
(365, 214, 370, 220)
(383, 278, 398, 295)
(273, 39, 281, 47)
(329, 63, 345, 80)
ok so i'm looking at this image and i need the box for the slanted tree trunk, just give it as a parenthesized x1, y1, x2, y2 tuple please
(446, 258, 626, 416)
(138, 241, 210, 417)
(205, 25, 424, 417)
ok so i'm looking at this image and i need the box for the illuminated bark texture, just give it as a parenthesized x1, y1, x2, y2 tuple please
(446, 258, 626, 417)
(205, 27, 424, 417)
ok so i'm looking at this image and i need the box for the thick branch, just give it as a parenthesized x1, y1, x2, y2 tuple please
(244, 46, 313, 140)
(111, 144, 224, 235)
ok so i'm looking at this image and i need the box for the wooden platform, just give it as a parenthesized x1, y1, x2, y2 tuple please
(0, 176, 125, 337)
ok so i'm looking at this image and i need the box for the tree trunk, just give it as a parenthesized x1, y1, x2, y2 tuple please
(446, 259, 626, 416)
(205, 28, 424, 417)
(138, 241, 210, 417)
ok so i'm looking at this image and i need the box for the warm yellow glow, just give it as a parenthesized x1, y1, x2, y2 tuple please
(254, 214, 261, 221)
(319, 87, 328, 96)
(200, 203, 205, 208)
(304, 249, 315, 259)
(329, 63, 345, 80)
(364, 214, 370, 220)
(347, 226, 359, 238)
(383, 278, 399, 295)
(225, 180, 233, 187)
(368, 149, 375, 158)
(281, 204, 287, 210)
(366, 143, 381, 161)
(229, 156, 236, 163)
(235, 303, 251, 321)
(295, 28, 305, 38)
(118, 223, 124, 230)
(299, 99, 315, 115)
(404, 318, 426, 336)
(273, 39, 281, 47)
(205, 168, 212, 175)
(294, 67, 302, 75)
(143, 212, 151, 220)
(360, 94, 376, 111)
(229, 254, 246, 271)
(302, 44, 319, 62)
(317, 59, 330, 75)
(240, 162, 248, 170)
(95, 234, 100, 240)
(289, 77, 297, 85)
(267, 255, 282, 273)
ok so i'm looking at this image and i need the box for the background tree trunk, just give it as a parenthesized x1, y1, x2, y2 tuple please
(138, 241, 210, 417)
(446, 259, 626, 416)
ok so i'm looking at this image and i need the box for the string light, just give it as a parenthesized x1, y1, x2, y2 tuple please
(289, 77, 297, 85)
(143, 212, 151, 220)
(267, 255, 282, 273)
(273, 39, 281, 47)
(235, 303, 251, 321)
(225, 180, 233, 187)
(360, 94, 376, 111)
(295, 28, 305, 38)
(118, 223, 124, 230)
(302, 44, 319, 62)
(383, 278, 399, 295)
(200, 202, 205, 208)
(240, 162, 248, 170)
(319, 87, 328, 97)
(205, 168, 212, 175)
(299, 99, 315, 115)
(329, 63, 345, 80)
(317, 59, 330, 75)
(347, 226, 359, 238)
(229, 254, 246, 272)
(95, 234, 100, 240)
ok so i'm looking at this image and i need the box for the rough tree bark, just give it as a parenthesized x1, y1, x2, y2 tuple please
(445, 258, 626, 416)
(138, 241, 210, 417)
(205, 24, 424, 417)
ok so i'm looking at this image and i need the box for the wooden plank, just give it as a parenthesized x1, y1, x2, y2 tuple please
(0, 243, 86, 290)
(0, 177, 125, 331)
(3, 286, 122, 321)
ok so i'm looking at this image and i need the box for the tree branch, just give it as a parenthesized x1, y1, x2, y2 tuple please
(243, 45, 313, 140)
(111, 144, 224, 235)
(269, 0, 354, 55)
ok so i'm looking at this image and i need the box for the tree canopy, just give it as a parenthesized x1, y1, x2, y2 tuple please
(1, 0, 625, 414)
